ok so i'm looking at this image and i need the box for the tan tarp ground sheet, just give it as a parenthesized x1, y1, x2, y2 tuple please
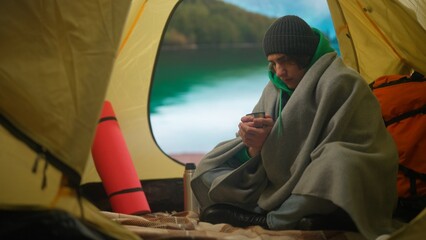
(103, 210, 366, 240)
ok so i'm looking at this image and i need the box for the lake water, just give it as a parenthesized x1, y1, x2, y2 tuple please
(150, 47, 270, 156)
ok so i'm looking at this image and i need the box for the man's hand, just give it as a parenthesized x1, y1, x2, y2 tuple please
(238, 113, 274, 157)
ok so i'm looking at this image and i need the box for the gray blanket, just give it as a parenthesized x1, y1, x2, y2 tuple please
(192, 53, 399, 239)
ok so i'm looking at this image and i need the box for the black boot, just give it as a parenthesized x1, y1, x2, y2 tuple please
(200, 204, 268, 229)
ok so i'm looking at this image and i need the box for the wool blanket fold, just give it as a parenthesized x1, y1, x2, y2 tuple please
(191, 53, 399, 240)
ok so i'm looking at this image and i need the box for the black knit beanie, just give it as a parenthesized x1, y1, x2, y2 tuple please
(263, 15, 319, 56)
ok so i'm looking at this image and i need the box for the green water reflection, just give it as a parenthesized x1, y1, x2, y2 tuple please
(150, 47, 270, 156)
(150, 47, 267, 113)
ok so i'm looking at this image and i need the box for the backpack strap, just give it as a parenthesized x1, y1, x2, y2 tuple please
(369, 71, 425, 90)
(385, 105, 426, 126)
(399, 164, 426, 196)
(411, 71, 425, 81)
(369, 72, 426, 126)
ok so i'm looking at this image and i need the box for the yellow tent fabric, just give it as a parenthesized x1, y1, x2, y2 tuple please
(388, 208, 426, 240)
(327, 0, 426, 83)
(82, 0, 184, 184)
(0, 0, 130, 186)
(0, 0, 180, 238)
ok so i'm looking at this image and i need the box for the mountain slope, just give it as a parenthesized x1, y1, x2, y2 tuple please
(163, 0, 275, 47)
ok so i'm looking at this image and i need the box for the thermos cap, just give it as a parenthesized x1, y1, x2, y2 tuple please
(185, 163, 196, 170)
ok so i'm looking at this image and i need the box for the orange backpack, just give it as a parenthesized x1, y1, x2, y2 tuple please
(370, 72, 426, 221)
(371, 72, 426, 198)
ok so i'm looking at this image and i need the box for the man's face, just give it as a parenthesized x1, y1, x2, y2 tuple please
(267, 53, 307, 89)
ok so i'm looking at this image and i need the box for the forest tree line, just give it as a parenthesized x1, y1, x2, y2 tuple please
(162, 0, 276, 48)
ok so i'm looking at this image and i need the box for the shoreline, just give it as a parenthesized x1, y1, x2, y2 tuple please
(169, 153, 205, 165)
(160, 42, 262, 51)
